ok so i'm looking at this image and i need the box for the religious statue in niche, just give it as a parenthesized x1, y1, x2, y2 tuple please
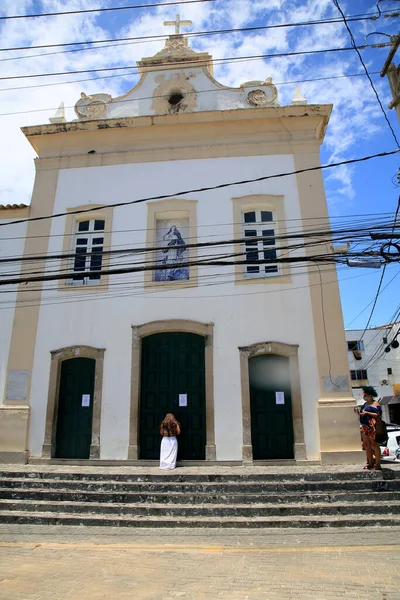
(154, 219, 189, 281)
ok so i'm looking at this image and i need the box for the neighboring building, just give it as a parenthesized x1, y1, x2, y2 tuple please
(346, 323, 400, 424)
(0, 23, 361, 465)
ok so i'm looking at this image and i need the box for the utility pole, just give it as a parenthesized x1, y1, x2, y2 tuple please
(381, 33, 400, 122)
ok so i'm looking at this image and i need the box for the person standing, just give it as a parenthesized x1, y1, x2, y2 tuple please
(356, 386, 382, 471)
(159, 413, 181, 470)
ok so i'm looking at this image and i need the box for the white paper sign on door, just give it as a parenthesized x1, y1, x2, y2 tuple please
(275, 391, 285, 405)
(179, 394, 187, 407)
(82, 394, 90, 407)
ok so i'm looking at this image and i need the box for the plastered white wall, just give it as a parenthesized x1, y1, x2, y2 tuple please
(28, 154, 322, 460)
(107, 65, 276, 119)
(0, 221, 27, 404)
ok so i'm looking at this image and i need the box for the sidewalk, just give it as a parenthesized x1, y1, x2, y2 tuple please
(1, 525, 399, 599)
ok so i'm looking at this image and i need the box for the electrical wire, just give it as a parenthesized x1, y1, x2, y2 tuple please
(345, 270, 400, 328)
(0, 0, 216, 20)
(0, 10, 391, 52)
(1, 218, 396, 265)
(0, 265, 380, 313)
(1, 149, 398, 229)
(0, 67, 383, 95)
(0, 71, 384, 119)
(0, 211, 393, 243)
(358, 194, 400, 341)
(333, 0, 400, 150)
(0, 44, 380, 82)
(0, 11, 392, 63)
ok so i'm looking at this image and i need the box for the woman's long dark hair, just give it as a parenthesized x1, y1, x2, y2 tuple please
(160, 413, 180, 436)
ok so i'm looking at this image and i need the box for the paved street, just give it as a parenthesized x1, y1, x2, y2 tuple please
(0, 525, 399, 599)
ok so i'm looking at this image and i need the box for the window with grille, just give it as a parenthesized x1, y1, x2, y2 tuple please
(243, 210, 278, 277)
(388, 367, 393, 375)
(71, 219, 105, 285)
(350, 369, 368, 381)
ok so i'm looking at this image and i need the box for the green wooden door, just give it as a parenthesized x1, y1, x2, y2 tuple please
(140, 332, 206, 460)
(250, 354, 294, 460)
(55, 357, 95, 459)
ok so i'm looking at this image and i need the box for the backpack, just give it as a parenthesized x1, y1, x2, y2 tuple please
(375, 417, 388, 445)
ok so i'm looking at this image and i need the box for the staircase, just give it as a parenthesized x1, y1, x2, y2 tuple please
(0, 467, 400, 528)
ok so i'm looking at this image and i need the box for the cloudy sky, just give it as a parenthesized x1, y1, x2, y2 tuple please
(0, 0, 399, 329)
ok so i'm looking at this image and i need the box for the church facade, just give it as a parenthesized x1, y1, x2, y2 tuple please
(0, 24, 362, 465)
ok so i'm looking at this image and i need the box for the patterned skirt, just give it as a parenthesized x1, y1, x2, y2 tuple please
(361, 419, 377, 441)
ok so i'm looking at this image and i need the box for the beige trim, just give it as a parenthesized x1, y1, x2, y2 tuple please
(0, 206, 30, 220)
(144, 199, 198, 290)
(0, 405, 30, 464)
(129, 320, 215, 460)
(293, 152, 352, 398)
(34, 141, 322, 171)
(22, 106, 331, 163)
(4, 169, 59, 406)
(232, 195, 291, 285)
(42, 345, 105, 459)
(238, 341, 306, 462)
(58, 205, 114, 293)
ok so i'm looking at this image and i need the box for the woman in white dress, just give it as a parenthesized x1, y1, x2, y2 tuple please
(159, 413, 181, 470)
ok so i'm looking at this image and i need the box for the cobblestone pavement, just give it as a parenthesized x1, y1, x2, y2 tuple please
(0, 525, 399, 600)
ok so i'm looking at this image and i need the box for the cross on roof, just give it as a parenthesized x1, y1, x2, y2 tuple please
(163, 13, 193, 35)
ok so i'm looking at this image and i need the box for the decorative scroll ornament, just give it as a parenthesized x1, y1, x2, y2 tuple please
(74, 93, 111, 120)
(152, 73, 197, 115)
(246, 89, 269, 107)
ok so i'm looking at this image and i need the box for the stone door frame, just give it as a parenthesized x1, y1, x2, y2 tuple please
(42, 345, 105, 459)
(239, 341, 306, 462)
(129, 320, 216, 460)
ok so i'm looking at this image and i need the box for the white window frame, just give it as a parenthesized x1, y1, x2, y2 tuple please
(242, 209, 279, 278)
(70, 218, 105, 286)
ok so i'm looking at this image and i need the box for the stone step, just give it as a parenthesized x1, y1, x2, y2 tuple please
(1, 499, 399, 518)
(1, 487, 399, 505)
(0, 470, 391, 483)
(1, 477, 398, 494)
(1, 510, 400, 528)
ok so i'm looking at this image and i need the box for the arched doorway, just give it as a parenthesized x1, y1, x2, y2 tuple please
(239, 341, 306, 462)
(249, 354, 294, 459)
(55, 357, 95, 459)
(42, 346, 105, 459)
(139, 332, 206, 460)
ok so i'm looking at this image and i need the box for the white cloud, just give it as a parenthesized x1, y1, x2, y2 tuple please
(0, 0, 397, 209)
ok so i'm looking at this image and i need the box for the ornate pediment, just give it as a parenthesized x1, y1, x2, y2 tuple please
(138, 34, 212, 69)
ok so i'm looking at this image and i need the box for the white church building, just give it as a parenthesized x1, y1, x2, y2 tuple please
(0, 20, 362, 465)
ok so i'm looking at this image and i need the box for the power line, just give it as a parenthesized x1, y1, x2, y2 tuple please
(333, 0, 400, 150)
(0, 212, 393, 243)
(0, 10, 390, 53)
(0, 0, 216, 21)
(0, 251, 348, 287)
(0, 45, 378, 82)
(1, 149, 398, 229)
(345, 269, 400, 328)
(0, 67, 382, 95)
(358, 192, 400, 341)
(0, 262, 350, 298)
(0, 71, 384, 118)
(0, 11, 390, 61)
(1, 219, 395, 265)
(2, 2, 392, 22)
(0, 266, 379, 312)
